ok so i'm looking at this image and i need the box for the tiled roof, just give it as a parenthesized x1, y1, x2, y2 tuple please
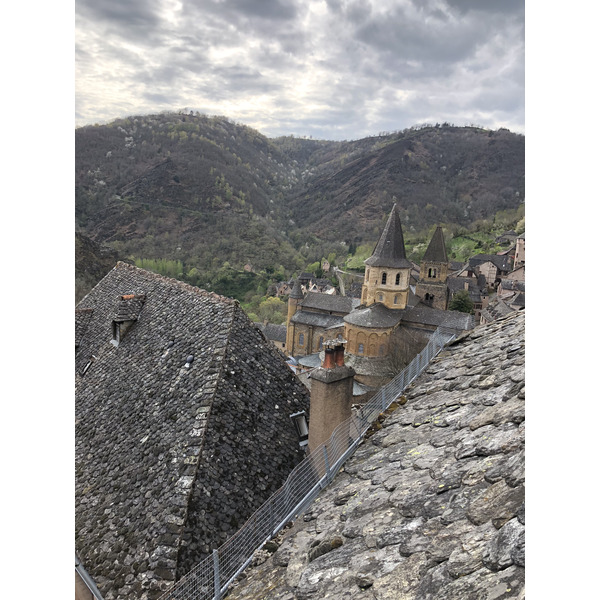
(401, 303, 475, 330)
(364, 204, 413, 269)
(300, 292, 357, 314)
(469, 254, 512, 272)
(291, 310, 346, 329)
(422, 225, 449, 263)
(75, 308, 94, 348)
(75, 262, 310, 599)
(343, 303, 405, 328)
(255, 322, 287, 343)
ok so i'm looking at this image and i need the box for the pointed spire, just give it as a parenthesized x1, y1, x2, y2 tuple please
(289, 277, 304, 299)
(365, 204, 413, 268)
(422, 226, 448, 263)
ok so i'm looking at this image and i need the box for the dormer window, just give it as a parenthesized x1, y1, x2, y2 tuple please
(111, 293, 146, 346)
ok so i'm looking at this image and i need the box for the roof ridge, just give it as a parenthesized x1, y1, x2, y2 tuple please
(114, 261, 238, 305)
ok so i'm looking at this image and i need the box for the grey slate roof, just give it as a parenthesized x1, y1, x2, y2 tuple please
(365, 204, 413, 269)
(226, 311, 525, 600)
(401, 303, 475, 331)
(481, 298, 516, 322)
(75, 262, 310, 599)
(422, 225, 449, 263)
(300, 291, 357, 314)
(343, 302, 405, 329)
(291, 310, 346, 329)
(469, 254, 512, 272)
(255, 322, 287, 343)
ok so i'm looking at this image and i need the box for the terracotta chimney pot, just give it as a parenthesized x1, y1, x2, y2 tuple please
(323, 347, 336, 369)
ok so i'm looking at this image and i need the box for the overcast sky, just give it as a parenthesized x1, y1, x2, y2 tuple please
(75, 0, 524, 140)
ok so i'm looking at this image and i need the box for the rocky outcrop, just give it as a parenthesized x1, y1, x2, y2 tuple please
(227, 311, 525, 600)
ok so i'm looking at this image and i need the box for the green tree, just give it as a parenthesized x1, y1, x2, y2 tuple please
(448, 290, 474, 314)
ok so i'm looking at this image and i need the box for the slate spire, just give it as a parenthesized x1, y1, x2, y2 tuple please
(364, 203, 412, 268)
(422, 226, 448, 263)
(289, 277, 304, 299)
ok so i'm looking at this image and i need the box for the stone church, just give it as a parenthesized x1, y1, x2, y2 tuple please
(286, 204, 473, 386)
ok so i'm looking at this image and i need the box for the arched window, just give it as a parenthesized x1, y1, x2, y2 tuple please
(394, 295, 399, 304)
(318, 336, 324, 350)
(298, 333, 305, 346)
(428, 268, 437, 279)
(381, 272, 387, 285)
(395, 273, 400, 285)
(358, 343, 364, 354)
(378, 293, 383, 302)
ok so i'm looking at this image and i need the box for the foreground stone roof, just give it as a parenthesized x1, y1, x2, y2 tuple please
(227, 311, 525, 600)
(75, 263, 310, 599)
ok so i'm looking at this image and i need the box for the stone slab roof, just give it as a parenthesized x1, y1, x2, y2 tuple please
(226, 311, 525, 600)
(75, 262, 310, 599)
(400, 303, 475, 331)
(255, 322, 287, 343)
(422, 226, 449, 263)
(300, 291, 357, 314)
(291, 310, 346, 329)
(343, 303, 405, 329)
(481, 299, 516, 322)
(469, 254, 512, 272)
(365, 204, 413, 269)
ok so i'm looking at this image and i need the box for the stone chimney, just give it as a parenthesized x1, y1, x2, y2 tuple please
(307, 341, 355, 455)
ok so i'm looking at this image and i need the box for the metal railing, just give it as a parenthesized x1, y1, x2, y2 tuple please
(158, 325, 456, 600)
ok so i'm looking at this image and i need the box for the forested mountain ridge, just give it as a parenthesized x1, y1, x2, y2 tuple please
(75, 112, 524, 301)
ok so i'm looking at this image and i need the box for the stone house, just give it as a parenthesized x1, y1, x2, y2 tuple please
(513, 233, 525, 268)
(75, 262, 310, 599)
(468, 254, 512, 288)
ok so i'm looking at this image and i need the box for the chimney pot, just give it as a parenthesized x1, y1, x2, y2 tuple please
(323, 347, 336, 369)
(334, 344, 345, 367)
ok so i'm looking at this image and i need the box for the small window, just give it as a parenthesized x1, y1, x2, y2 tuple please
(298, 333, 305, 346)
(318, 336, 324, 350)
(428, 268, 437, 279)
(394, 295, 399, 304)
(366, 269, 370, 281)
(337, 334, 343, 341)
(381, 272, 387, 285)
(378, 293, 383, 302)
(395, 273, 400, 285)
(358, 343, 364, 354)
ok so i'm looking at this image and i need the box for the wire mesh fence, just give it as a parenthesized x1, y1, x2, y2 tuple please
(158, 325, 456, 600)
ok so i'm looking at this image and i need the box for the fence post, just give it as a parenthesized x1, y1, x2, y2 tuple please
(213, 549, 221, 600)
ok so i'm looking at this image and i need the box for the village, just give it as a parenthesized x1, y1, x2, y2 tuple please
(75, 203, 525, 600)
(258, 205, 525, 393)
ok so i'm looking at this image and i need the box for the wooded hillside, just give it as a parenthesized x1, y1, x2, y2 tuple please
(75, 112, 524, 301)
